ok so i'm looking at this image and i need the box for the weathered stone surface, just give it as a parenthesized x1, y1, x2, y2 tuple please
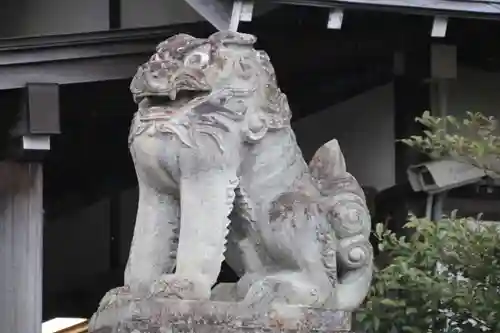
(91, 30, 372, 333)
(89, 295, 351, 333)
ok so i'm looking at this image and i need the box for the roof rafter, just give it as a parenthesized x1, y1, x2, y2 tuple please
(182, 1, 279, 31)
(182, 0, 234, 31)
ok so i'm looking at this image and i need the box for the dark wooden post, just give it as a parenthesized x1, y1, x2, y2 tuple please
(0, 162, 43, 333)
(0, 83, 59, 333)
(393, 43, 431, 184)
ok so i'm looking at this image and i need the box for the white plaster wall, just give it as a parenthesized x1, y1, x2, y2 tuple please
(447, 67, 500, 124)
(293, 83, 396, 191)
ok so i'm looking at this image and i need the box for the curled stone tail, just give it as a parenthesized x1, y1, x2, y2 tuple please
(309, 139, 373, 310)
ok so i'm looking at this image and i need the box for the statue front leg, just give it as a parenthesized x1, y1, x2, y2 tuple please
(99, 185, 179, 310)
(125, 135, 181, 292)
(149, 142, 239, 300)
(124, 184, 179, 291)
(99, 135, 180, 310)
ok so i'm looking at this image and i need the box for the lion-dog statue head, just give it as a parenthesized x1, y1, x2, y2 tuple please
(129, 31, 292, 149)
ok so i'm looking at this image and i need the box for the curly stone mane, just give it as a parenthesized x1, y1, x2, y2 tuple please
(129, 31, 292, 131)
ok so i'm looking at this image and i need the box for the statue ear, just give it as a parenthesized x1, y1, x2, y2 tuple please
(244, 113, 268, 143)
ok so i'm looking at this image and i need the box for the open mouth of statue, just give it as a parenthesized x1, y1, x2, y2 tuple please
(143, 90, 211, 112)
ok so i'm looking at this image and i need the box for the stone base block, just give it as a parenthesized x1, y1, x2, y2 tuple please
(89, 295, 351, 333)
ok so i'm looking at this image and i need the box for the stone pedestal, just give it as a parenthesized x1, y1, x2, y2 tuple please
(89, 295, 351, 333)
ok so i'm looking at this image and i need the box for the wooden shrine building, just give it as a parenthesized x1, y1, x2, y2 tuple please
(1, 0, 500, 332)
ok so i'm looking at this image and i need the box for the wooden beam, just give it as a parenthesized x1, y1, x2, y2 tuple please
(109, 0, 121, 29)
(182, 0, 257, 31)
(0, 23, 214, 90)
(0, 24, 213, 65)
(0, 58, 150, 90)
(183, 0, 233, 30)
(430, 44, 457, 130)
(272, 0, 500, 20)
(0, 162, 43, 333)
(430, 44, 457, 79)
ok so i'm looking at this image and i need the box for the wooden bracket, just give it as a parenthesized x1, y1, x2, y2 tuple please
(183, 0, 232, 31)
(431, 16, 448, 38)
(327, 8, 344, 30)
(229, 1, 255, 32)
(22, 135, 51, 151)
(2, 83, 60, 161)
(240, 1, 254, 22)
(183, 0, 254, 31)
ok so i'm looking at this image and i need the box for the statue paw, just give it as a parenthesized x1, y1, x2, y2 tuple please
(242, 274, 326, 309)
(97, 285, 133, 311)
(148, 274, 211, 300)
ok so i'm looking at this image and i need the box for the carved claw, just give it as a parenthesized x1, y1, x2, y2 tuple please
(242, 273, 327, 309)
(97, 285, 133, 312)
(148, 274, 212, 300)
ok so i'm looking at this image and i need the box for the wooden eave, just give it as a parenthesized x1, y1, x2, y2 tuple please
(0, 22, 215, 90)
(269, 0, 500, 20)
(1, 1, 499, 93)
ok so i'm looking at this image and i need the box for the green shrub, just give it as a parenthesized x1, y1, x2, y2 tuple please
(356, 215, 500, 333)
(400, 111, 500, 175)
(356, 111, 500, 332)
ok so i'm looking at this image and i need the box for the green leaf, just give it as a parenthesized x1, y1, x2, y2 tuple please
(375, 223, 385, 237)
(406, 307, 418, 315)
(380, 299, 399, 307)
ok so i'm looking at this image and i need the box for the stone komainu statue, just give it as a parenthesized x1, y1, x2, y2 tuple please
(101, 31, 373, 311)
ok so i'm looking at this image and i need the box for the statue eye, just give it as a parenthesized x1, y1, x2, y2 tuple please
(184, 51, 210, 68)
